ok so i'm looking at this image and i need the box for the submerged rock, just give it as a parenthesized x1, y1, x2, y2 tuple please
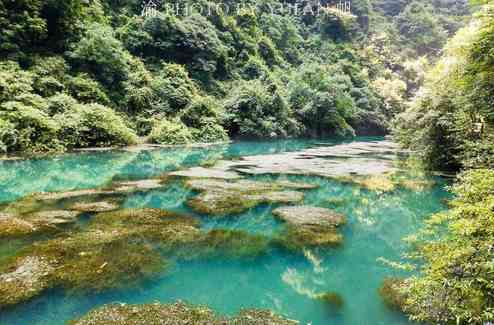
(277, 224, 344, 251)
(326, 197, 351, 208)
(0, 209, 201, 306)
(379, 277, 407, 310)
(232, 309, 299, 324)
(70, 302, 298, 325)
(186, 179, 310, 216)
(338, 174, 396, 192)
(316, 292, 345, 309)
(272, 206, 346, 227)
(0, 256, 55, 308)
(0, 210, 81, 239)
(24, 179, 164, 203)
(398, 178, 435, 192)
(184, 229, 271, 260)
(273, 206, 346, 251)
(70, 201, 120, 213)
(90, 208, 201, 245)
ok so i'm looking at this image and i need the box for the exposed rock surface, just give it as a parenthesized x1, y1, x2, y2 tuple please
(32, 189, 112, 201)
(28, 210, 81, 225)
(169, 141, 402, 181)
(111, 179, 164, 192)
(272, 206, 346, 227)
(185, 179, 313, 215)
(169, 167, 242, 179)
(274, 206, 347, 250)
(70, 201, 120, 213)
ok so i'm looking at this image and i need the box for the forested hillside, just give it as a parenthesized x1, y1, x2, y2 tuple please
(0, 0, 470, 153)
(388, 1, 494, 324)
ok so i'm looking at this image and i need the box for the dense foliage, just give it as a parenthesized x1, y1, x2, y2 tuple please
(395, 4, 494, 171)
(0, 0, 469, 152)
(392, 169, 494, 324)
(390, 2, 494, 324)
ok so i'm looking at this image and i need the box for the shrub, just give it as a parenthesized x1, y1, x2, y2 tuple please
(45, 93, 78, 115)
(68, 23, 132, 86)
(191, 118, 229, 143)
(223, 79, 300, 138)
(0, 118, 17, 153)
(0, 101, 61, 152)
(0, 61, 34, 102)
(148, 119, 194, 145)
(150, 64, 198, 114)
(66, 73, 111, 105)
(180, 96, 222, 129)
(399, 169, 494, 324)
(239, 55, 271, 80)
(287, 63, 358, 137)
(57, 103, 138, 148)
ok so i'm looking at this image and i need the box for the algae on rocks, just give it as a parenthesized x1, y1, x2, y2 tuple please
(316, 292, 345, 310)
(379, 277, 407, 310)
(273, 206, 347, 251)
(0, 208, 199, 307)
(70, 301, 299, 325)
(0, 208, 277, 308)
(0, 210, 82, 239)
(0, 256, 55, 308)
(185, 178, 316, 216)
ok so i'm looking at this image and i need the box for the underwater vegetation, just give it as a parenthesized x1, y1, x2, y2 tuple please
(337, 172, 436, 193)
(184, 179, 315, 216)
(70, 301, 298, 324)
(273, 206, 347, 251)
(317, 292, 345, 310)
(379, 277, 407, 310)
(0, 207, 277, 308)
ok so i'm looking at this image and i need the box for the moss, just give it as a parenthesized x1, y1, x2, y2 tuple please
(398, 178, 435, 192)
(272, 206, 346, 227)
(0, 208, 201, 305)
(232, 309, 298, 324)
(47, 238, 164, 293)
(349, 175, 396, 192)
(9, 229, 166, 295)
(70, 302, 298, 324)
(379, 277, 406, 310)
(185, 179, 306, 216)
(317, 292, 345, 310)
(276, 224, 343, 251)
(70, 201, 119, 213)
(326, 197, 350, 208)
(0, 256, 55, 308)
(89, 208, 201, 246)
(0, 214, 36, 238)
(0, 210, 81, 239)
(193, 229, 271, 259)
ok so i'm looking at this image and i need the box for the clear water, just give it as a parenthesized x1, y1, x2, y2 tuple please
(0, 138, 450, 324)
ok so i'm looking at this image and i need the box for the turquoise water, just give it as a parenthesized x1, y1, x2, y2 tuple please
(0, 138, 450, 324)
